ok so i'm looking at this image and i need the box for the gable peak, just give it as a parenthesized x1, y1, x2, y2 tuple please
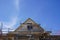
(23, 18, 37, 24)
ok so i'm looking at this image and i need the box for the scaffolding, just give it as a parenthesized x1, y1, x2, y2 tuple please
(0, 22, 52, 40)
(0, 22, 13, 37)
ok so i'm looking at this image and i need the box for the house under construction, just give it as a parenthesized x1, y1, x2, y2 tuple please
(0, 18, 60, 40)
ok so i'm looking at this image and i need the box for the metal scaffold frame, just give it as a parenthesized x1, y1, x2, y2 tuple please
(0, 22, 14, 36)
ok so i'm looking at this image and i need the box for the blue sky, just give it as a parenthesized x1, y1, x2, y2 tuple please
(0, 0, 60, 35)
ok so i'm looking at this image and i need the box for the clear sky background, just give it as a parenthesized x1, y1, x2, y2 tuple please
(0, 0, 60, 35)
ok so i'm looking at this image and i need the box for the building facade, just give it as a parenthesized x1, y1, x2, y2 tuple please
(0, 18, 60, 40)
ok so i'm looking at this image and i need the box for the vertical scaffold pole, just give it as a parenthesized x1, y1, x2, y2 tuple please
(0, 22, 3, 36)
